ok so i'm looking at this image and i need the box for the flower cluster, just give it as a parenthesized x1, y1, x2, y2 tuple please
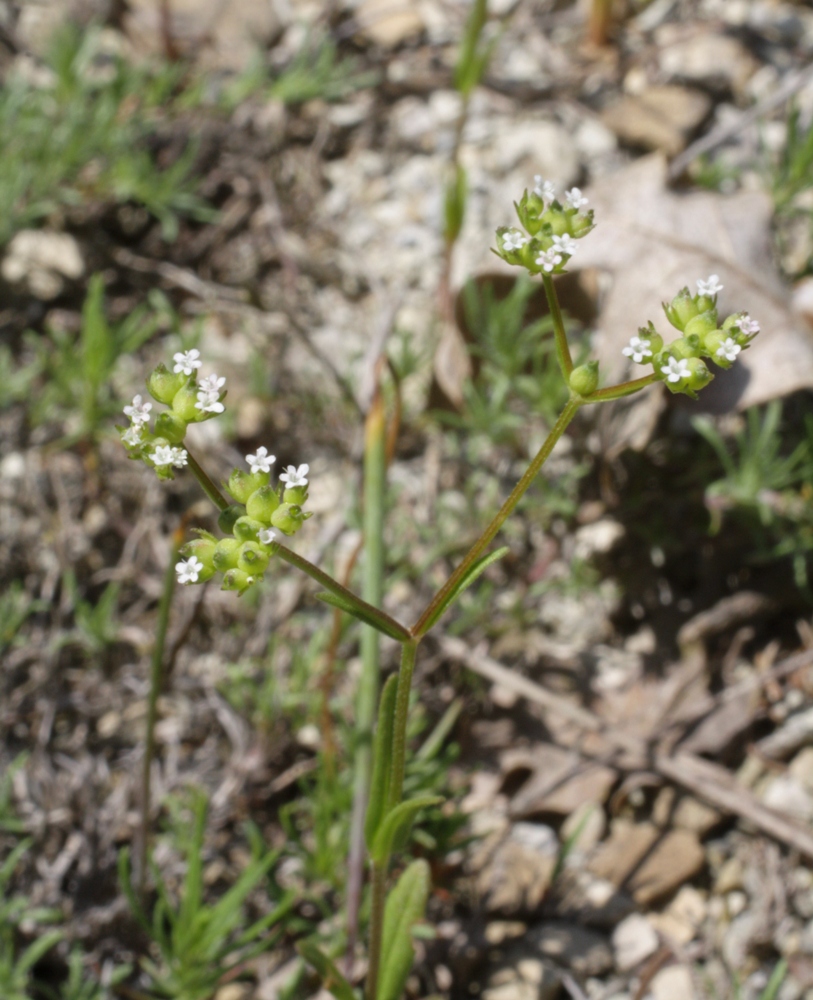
(494, 176, 594, 276)
(119, 349, 227, 480)
(174, 454, 312, 594)
(621, 275, 760, 398)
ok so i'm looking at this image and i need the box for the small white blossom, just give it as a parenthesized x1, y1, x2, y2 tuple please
(622, 336, 653, 364)
(533, 176, 556, 202)
(152, 445, 188, 468)
(199, 373, 226, 393)
(716, 337, 741, 362)
(124, 394, 152, 425)
(661, 357, 691, 383)
(736, 314, 759, 336)
(552, 234, 579, 257)
(502, 229, 529, 252)
(176, 556, 204, 584)
(173, 349, 202, 375)
(565, 188, 588, 210)
(535, 247, 563, 273)
(121, 425, 143, 447)
(696, 274, 723, 296)
(195, 380, 225, 413)
(246, 446, 276, 474)
(279, 464, 309, 488)
(259, 528, 277, 545)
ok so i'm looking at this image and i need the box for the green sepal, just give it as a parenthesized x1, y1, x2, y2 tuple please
(154, 410, 188, 445)
(297, 940, 359, 1000)
(314, 591, 411, 643)
(417, 546, 509, 636)
(247, 484, 281, 523)
(370, 796, 442, 865)
(365, 675, 399, 852)
(147, 363, 185, 404)
(227, 468, 270, 504)
(378, 860, 431, 1000)
(170, 376, 200, 422)
(217, 504, 247, 534)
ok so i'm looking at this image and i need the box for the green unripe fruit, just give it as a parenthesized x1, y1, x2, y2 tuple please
(283, 486, 308, 506)
(154, 411, 188, 445)
(221, 568, 256, 593)
(217, 504, 246, 534)
(226, 469, 270, 505)
(695, 293, 715, 314)
(668, 337, 697, 360)
(637, 323, 664, 355)
(213, 537, 241, 571)
(179, 537, 217, 570)
(271, 503, 306, 536)
(684, 311, 718, 339)
(570, 211, 594, 238)
(233, 516, 264, 542)
(147, 363, 185, 405)
(685, 357, 714, 393)
(663, 288, 698, 331)
(246, 484, 280, 523)
(237, 541, 270, 574)
(568, 361, 599, 397)
(171, 377, 200, 422)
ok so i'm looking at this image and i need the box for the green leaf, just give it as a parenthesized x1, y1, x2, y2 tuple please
(80, 273, 113, 396)
(315, 591, 411, 642)
(365, 674, 399, 851)
(378, 860, 431, 1000)
(443, 164, 467, 245)
(418, 547, 509, 635)
(370, 796, 442, 865)
(454, 0, 488, 96)
(297, 940, 359, 1000)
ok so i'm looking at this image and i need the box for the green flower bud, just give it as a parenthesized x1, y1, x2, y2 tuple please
(213, 537, 241, 571)
(147, 363, 185, 405)
(233, 516, 265, 542)
(221, 568, 257, 594)
(283, 486, 308, 506)
(271, 503, 307, 536)
(663, 288, 698, 331)
(237, 541, 270, 575)
(226, 468, 271, 504)
(246, 484, 281, 523)
(683, 311, 719, 340)
(569, 361, 599, 397)
(514, 190, 545, 235)
(171, 377, 200, 422)
(154, 411, 188, 445)
(217, 504, 247, 534)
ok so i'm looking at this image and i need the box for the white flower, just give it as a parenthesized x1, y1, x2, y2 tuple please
(199, 374, 226, 393)
(502, 229, 528, 251)
(533, 176, 556, 202)
(661, 357, 691, 383)
(696, 274, 723, 296)
(246, 446, 276, 474)
(173, 349, 202, 375)
(716, 337, 741, 362)
(279, 463, 309, 488)
(622, 336, 653, 364)
(565, 188, 588, 210)
(121, 425, 143, 447)
(152, 445, 188, 468)
(124, 394, 152, 425)
(176, 556, 204, 584)
(736, 314, 759, 336)
(195, 381, 225, 414)
(535, 247, 563, 273)
(259, 528, 277, 545)
(552, 234, 578, 256)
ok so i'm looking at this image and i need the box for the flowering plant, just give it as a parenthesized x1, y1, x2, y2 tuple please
(121, 179, 759, 1000)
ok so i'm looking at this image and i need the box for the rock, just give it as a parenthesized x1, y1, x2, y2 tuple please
(649, 964, 697, 1000)
(508, 744, 616, 818)
(547, 868, 635, 929)
(483, 960, 562, 1000)
(2, 230, 84, 299)
(789, 747, 813, 792)
(526, 922, 613, 977)
(589, 820, 705, 905)
(759, 707, 813, 759)
(612, 913, 659, 971)
(714, 857, 744, 895)
(652, 788, 722, 835)
(601, 86, 711, 155)
(215, 986, 248, 1000)
(761, 774, 813, 822)
(649, 886, 707, 945)
(657, 29, 759, 96)
(572, 518, 625, 561)
(355, 0, 425, 47)
(477, 824, 558, 914)
(794, 277, 813, 331)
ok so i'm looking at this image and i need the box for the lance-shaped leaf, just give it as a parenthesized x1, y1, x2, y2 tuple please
(315, 591, 411, 643)
(365, 674, 399, 851)
(417, 547, 509, 636)
(378, 860, 431, 1000)
(370, 796, 442, 865)
(298, 940, 359, 1000)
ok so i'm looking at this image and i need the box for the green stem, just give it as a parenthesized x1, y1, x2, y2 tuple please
(387, 638, 420, 810)
(584, 372, 659, 402)
(185, 448, 229, 511)
(275, 544, 410, 643)
(366, 862, 388, 1000)
(137, 526, 180, 898)
(542, 273, 573, 379)
(412, 397, 582, 636)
